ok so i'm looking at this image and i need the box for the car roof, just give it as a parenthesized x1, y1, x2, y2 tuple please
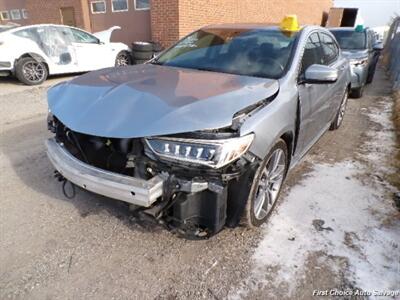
(203, 24, 337, 41)
(5, 24, 93, 34)
(201, 24, 328, 35)
(328, 27, 368, 32)
(202, 23, 280, 30)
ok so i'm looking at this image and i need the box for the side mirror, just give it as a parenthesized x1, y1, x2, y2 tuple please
(373, 42, 383, 51)
(304, 64, 338, 84)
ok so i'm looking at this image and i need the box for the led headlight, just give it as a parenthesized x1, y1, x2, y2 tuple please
(145, 134, 254, 169)
(350, 57, 368, 67)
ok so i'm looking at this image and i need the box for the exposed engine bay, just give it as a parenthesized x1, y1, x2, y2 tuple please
(48, 115, 260, 238)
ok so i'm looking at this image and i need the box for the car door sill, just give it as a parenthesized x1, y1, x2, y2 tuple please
(289, 123, 331, 170)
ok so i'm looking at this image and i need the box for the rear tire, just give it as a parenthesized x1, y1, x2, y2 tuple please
(115, 51, 132, 66)
(330, 88, 348, 130)
(366, 65, 376, 84)
(242, 139, 288, 227)
(15, 57, 48, 85)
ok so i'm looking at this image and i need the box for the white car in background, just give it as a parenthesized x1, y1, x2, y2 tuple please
(0, 24, 131, 85)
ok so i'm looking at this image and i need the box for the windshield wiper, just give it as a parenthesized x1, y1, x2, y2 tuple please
(150, 58, 163, 65)
(191, 67, 215, 72)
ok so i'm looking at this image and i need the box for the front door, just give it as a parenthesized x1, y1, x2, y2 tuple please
(69, 27, 114, 71)
(297, 32, 331, 156)
(60, 7, 76, 27)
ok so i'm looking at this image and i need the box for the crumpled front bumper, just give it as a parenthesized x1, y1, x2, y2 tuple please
(45, 138, 164, 207)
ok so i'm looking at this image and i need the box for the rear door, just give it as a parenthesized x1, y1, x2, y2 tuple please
(297, 32, 331, 155)
(32, 25, 78, 74)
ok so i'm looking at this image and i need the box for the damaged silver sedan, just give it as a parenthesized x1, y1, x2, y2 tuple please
(46, 23, 351, 237)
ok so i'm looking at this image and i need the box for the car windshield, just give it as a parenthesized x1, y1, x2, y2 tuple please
(154, 28, 298, 79)
(330, 30, 366, 50)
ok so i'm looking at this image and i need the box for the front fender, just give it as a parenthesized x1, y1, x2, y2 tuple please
(240, 89, 297, 160)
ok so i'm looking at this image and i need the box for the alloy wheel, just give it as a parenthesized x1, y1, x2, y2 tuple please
(337, 90, 348, 127)
(253, 148, 286, 220)
(116, 53, 130, 66)
(22, 61, 45, 83)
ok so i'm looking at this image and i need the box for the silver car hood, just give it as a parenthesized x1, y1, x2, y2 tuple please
(48, 64, 279, 138)
(342, 49, 369, 59)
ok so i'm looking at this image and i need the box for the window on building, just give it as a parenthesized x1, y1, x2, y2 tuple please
(91, 1, 106, 14)
(112, 0, 128, 12)
(0, 11, 10, 21)
(135, 0, 150, 10)
(21, 9, 28, 19)
(10, 9, 21, 20)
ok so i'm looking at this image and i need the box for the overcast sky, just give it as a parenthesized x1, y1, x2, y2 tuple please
(334, 0, 400, 27)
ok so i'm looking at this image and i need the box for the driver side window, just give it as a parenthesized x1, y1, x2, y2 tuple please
(70, 28, 99, 44)
(319, 33, 339, 65)
(300, 33, 324, 75)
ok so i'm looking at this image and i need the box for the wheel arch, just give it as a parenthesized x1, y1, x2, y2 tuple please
(280, 131, 294, 166)
(16, 53, 49, 73)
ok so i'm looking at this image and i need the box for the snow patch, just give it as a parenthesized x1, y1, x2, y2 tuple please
(230, 97, 399, 298)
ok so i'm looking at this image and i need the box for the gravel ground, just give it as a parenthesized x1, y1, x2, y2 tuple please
(0, 68, 399, 300)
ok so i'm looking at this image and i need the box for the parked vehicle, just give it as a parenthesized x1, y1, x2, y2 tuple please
(0, 24, 131, 85)
(46, 19, 351, 237)
(330, 27, 382, 98)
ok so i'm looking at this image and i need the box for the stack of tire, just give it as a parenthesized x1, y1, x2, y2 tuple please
(131, 41, 163, 65)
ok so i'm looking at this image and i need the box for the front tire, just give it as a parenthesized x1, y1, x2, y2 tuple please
(366, 64, 377, 84)
(330, 88, 348, 130)
(15, 57, 48, 85)
(242, 139, 288, 227)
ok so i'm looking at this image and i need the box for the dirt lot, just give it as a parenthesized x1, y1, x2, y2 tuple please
(0, 68, 399, 300)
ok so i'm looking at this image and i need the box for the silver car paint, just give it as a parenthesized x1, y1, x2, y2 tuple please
(48, 26, 350, 167)
(329, 28, 375, 90)
(241, 27, 350, 165)
(342, 49, 369, 88)
(48, 64, 279, 138)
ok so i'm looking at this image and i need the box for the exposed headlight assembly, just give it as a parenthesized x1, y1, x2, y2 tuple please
(350, 57, 368, 67)
(145, 134, 254, 169)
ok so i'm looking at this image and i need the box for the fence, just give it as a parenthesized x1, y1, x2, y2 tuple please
(383, 17, 400, 90)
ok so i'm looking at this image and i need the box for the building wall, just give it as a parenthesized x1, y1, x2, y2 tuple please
(25, 0, 91, 31)
(0, 0, 29, 26)
(150, 0, 180, 46)
(88, 0, 151, 44)
(152, 0, 333, 47)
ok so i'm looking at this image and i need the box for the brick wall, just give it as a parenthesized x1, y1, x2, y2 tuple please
(152, 0, 332, 47)
(150, 0, 180, 46)
(88, 0, 151, 44)
(0, 0, 29, 26)
(25, 0, 91, 31)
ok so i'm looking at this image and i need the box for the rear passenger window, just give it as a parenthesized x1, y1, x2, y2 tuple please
(301, 33, 324, 74)
(319, 33, 339, 65)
